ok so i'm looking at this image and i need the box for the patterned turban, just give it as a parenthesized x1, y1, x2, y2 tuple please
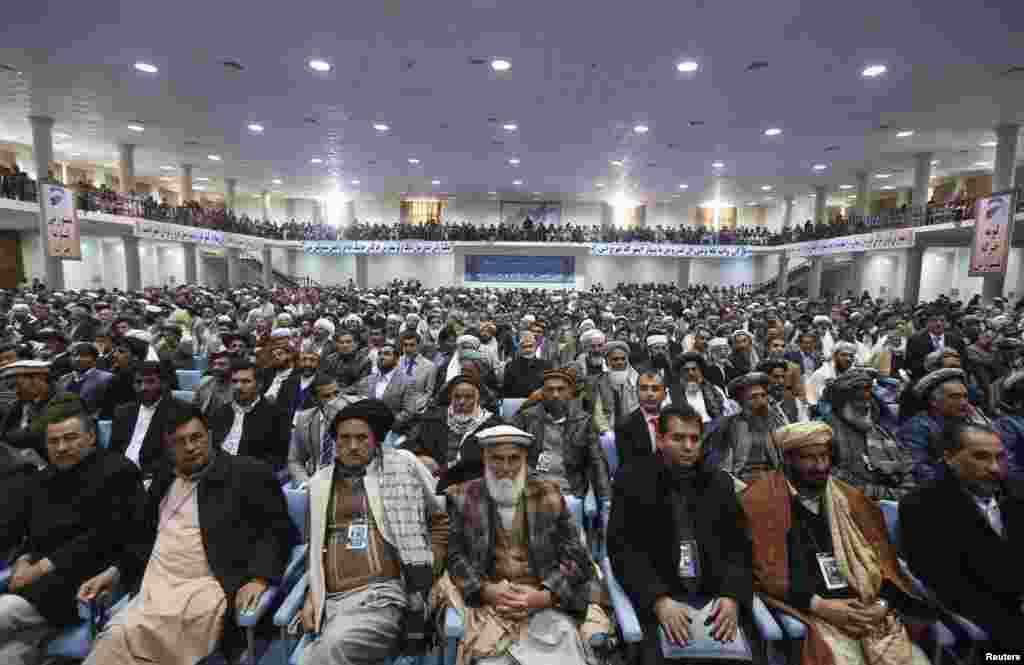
(775, 422, 833, 454)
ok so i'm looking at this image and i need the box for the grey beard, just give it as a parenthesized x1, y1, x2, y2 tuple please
(839, 402, 875, 433)
(486, 465, 527, 529)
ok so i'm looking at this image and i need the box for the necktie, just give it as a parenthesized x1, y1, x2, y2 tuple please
(983, 499, 1004, 537)
(406, 358, 415, 376)
(319, 425, 335, 469)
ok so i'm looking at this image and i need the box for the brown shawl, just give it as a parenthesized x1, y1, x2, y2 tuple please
(741, 472, 913, 665)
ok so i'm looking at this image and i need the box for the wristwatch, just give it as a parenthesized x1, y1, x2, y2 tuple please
(876, 598, 889, 610)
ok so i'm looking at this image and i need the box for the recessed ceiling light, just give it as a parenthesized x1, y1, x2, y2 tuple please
(881, 185, 895, 190)
(490, 59, 511, 72)
(508, 158, 521, 166)
(874, 173, 892, 178)
(896, 130, 914, 138)
(813, 163, 828, 171)
(748, 201, 758, 206)
(596, 182, 606, 188)
(160, 165, 175, 171)
(512, 179, 522, 185)
(207, 154, 222, 161)
(308, 59, 331, 72)
(980, 141, 998, 147)
(502, 123, 517, 132)
(193, 185, 207, 191)
(195, 177, 210, 182)
(310, 158, 323, 164)
(839, 184, 854, 190)
(271, 178, 282, 185)
(532, 191, 541, 196)
(761, 185, 773, 191)
(488, 191, 498, 196)
(69, 152, 81, 157)
(247, 123, 264, 133)
(351, 179, 360, 185)
(54, 132, 71, 140)
(408, 158, 420, 164)
(373, 122, 390, 132)
(931, 160, 940, 165)
(974, 161, 992, 167)
(862, 64, 887, 77)
(431, 179, 441, 185)
(134, 62, 158, 74)
(160, 176, 173, 181)
(712, 161, 725, 168)
(764, 128, 782, 136)
(678, 183, 688, 190)
(676, 60, 699, 73)
(127, 124, 145, 132)
(633, 124, 650, 134)
(610, 160, 623, 167)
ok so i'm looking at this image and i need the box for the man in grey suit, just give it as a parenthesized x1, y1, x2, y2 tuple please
(286, 374, 362, 485)
(357, 342, 419, 433)
(399, 331, 436, 407)
(57, 343, 113, 415)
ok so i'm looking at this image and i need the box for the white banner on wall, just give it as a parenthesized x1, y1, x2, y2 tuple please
(134, 220, 264, 251)
(787, 229, 915, 258)
(590, 243, 753, 258)
(303, 240, 454, 255)
(42, 184, 81, 260)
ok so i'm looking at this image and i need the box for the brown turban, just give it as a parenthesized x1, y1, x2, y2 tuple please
(543, 366, 577, 387)
(774, 422, 833, 454)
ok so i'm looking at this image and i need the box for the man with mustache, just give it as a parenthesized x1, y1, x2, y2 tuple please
(899, 422, 1024, 653)
(192, 350, 234, 418)
(435, 424, 595, 665)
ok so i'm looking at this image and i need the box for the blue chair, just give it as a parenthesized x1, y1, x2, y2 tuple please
(193, 355, 209, 372)
(176, 369, 202, 391)
(172, 389, 195, 403)
(599, 431, 619, 479)
(96, 420, 112, 449)
(499, 398, 525, 420)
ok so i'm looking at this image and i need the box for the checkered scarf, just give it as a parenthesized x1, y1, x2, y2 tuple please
(377, 449, 435, 592)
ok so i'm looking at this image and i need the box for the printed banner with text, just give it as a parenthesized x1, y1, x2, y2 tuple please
(787, 229, 916, 258)
(589, 243, 752, 258)
(134, 220, 265, 251)
(303, 240, 454, 256)
(42, 184, 82, 260)
(968, 190, 1016, 276)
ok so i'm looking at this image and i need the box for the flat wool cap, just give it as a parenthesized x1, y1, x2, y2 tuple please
(476, 425, 534, 449)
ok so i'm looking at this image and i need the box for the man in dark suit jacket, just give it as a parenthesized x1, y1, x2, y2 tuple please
(899, 422, 1024, 652)
(356, 344, 419, 433)
(109, 362, 183, 479)
(80, 403, 291, 663)
(613, 369, 669, 471)
(905, 310, 966, 381)
(501, 332, 550, 398)
(209, 360, 291, 469)
(1, 396, 143, 657)
(609, 403, 752, 664)
(58, 342, 113, 414)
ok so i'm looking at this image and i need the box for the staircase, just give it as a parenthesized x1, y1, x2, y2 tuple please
(755, 262, 812, 297)
(239, 257, 303, 288)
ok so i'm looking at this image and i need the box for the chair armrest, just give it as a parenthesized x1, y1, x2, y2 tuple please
(289, 633, 314, 665)
(751, 595, 783, 641)
(771, 608, 807, 639)
(949, 613, 988, 642)
(284, 544, 309, 588)
(0, 566, 10, 593)
(274, 573, 309, 627)
(444, 606, 465, 639)
(599, 557, 643, 643)
(237, 585, 280, 627)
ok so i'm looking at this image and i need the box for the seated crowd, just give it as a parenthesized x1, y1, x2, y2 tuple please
(0, 279, 1023, 664)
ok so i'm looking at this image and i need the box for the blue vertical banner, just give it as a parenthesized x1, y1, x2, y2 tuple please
(464, 255, 575, 283)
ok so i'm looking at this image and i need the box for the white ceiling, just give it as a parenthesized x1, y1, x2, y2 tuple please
(1, 0, 1023, 207)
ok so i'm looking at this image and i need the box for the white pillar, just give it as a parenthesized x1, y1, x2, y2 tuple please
(807, 258, 823, 300)
(851, 252, 870, 297)
(783, 195, 794, 230)
(225, 178, 237, 214)
(311, 199, 323, 225)
(226, 248, 242, 287)
(29, 115, 64, 290)
(912, 152, 933, 210)
(777, 252, 790, 295)
(983, 124, 1020, 303)
(261, 190, 270, 222)
(677, 258, 691, 289)
(286, 248, 299, 277)
(184, 242, 198, 284)
(123, 236, 141, 291)
(284, 198, 296, 220)
(180, 164, 193, 203)
(118, 143, 135, 195)
(903, 246, 923, 305)
(855, 170, 870, 219)
(261, 246, 273, 287)
(814, 185, 827, 225)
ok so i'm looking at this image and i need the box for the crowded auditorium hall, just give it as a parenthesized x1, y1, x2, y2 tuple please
(3, 3, 1024, 665)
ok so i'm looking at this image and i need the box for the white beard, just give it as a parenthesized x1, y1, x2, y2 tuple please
(485, 464, 527, 529)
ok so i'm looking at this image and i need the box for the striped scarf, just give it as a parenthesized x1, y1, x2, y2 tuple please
(376, 449, 435, 592)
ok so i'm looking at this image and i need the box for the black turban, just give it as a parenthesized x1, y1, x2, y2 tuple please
(332, 398, 395, 444)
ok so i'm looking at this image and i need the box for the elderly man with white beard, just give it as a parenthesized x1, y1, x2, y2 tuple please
(432, 425, 596, 665)
(823, 370, 917, 500)
(593, 341, 640, 437)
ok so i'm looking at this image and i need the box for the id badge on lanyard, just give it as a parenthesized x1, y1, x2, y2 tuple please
(815, 553, 849, 590)
(347, 521, 369, 550)
(537, 451, 554, 473)
(678, 540, 700, 580)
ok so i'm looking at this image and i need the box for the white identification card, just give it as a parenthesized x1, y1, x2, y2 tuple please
(678, 540, 700, 579)
(347, 522, 369, 550)
(537, 451, 553, 473)
(816, 553, 849, 590)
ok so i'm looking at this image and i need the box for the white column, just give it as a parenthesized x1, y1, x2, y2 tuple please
(807, 257, 823, 300)
(777, 252, 790, 296)
(677, 258, 691, 289)
(226, 248, 242, 287)
(983, 124, 1020, 303)
(261, 190, 270, 222)
(311, 199, 323, 225)
(180, 164, 193, 203)
(912, 152, 933, 210)
(783, 195, 795, 230)
(60, 162, 70, 186)
(851, 252, 870, 297)
(184, 243, 198, 283)
(29, 115, 64, 290)
(855, 170, 870, 219)
(284, 198, 296, 220)
(814, 185, 827, 225)
(903, 246, 923, 305)
(123, 236, 141, 291)
(261, 246, 273, 287)
(118, 143, 135, 195)
(225, 177, 237, 214)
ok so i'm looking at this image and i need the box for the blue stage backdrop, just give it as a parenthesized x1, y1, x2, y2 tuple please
(464, 255, 575, 283)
